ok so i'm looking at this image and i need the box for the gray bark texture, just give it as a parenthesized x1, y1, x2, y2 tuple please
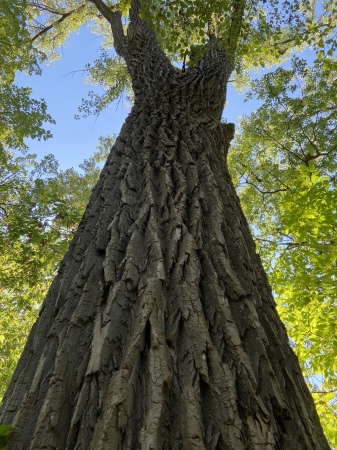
(0, 5, 330, 450)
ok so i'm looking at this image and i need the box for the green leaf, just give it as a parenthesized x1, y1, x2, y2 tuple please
(0, 425, 14, 437)
(0, 424, 15, 449)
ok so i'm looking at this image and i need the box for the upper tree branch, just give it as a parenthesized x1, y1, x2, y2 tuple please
(32, 2, 87, 42)
(28, 3, 64, 16)
(128, 0, 157, 42)
(129, 0, 141, 23)
(89, 0, 127, 56)
(227, 0, 247, 61)
(207, 16, 216, 43)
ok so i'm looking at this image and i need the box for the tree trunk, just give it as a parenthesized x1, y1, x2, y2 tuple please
(1, 17, 329, 450)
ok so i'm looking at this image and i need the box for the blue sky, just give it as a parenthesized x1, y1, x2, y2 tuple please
(18, 26, 258, 170)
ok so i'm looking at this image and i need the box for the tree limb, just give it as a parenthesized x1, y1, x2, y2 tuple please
(129, 0, 141, 23)
(311, 389, 337, 394)
(27, 2, 64, 16)
(227, 0, 247, 60)
(89, 0, 127, 57)
(244, 178, 288, 196)
(0, 39, 14, 47)
(88, 0, 116, 23)
(31, 2, 87, 42)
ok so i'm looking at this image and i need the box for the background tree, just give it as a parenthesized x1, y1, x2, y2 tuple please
(0, 0, 334, 448)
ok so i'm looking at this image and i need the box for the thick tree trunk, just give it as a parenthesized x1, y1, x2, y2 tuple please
(1, 13, 329, 449)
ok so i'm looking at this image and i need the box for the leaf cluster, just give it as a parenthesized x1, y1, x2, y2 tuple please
(0, 0, 55, 150)
(0, 85, 55, 150)
(76, 52, 131, 119)
(0, 424, 14, 449)
(0, 0, 42, 82)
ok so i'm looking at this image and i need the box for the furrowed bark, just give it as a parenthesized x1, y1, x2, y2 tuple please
(0, 3, 329, 449)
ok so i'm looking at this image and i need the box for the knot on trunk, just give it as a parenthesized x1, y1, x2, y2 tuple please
(220, 122, 235, 160)
(222, 122, 235, 144)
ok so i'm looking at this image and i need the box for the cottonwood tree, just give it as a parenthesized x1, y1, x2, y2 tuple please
(0, 0, 332, 448)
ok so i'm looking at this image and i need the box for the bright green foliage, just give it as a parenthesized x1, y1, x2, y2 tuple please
(0, 0, 54, 150)
(229, 55, 337, 446)
(28, 0, 99, 61)
(0, 0, 41, 82)
(0, 137, 113, 400)
(141, 0, 303, 64)
(0, 424, 15, 449)
(0, 85, 54, 150)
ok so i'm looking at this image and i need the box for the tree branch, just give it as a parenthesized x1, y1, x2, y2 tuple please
(129, 0, 141, 23)
(311, 389, 337, 394)
(227, 0, 247, 60)
(27, 2, 64, 16)
(273, 19, 334, 54)
(0, 39, 14, 47)
(88, 0, 116, 23)
(243, 178, 288, 195)
(89, 0, 127, 57)
(32, 2, 87, 42)
(207, 16, 216, 43)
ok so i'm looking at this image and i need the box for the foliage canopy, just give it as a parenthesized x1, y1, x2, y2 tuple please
(0, 0, 54, 150)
